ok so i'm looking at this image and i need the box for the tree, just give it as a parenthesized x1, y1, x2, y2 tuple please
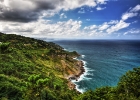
(0, 42, 10, 53)
(26, 74, 54, 100)
(117, 67, 140, 99)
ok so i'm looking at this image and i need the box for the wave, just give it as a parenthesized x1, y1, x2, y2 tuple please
(73, 57, 77, 60)
(75, 84, 87, 93)
(72, 57, 94, 93)
(81, 55, 85, 58)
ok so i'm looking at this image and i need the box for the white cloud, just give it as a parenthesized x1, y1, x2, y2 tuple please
(106, 20, 130, 34)
(0, 19, 83, 38)
(122, 4, 140, 21)
(130, 4, 140, 12)
(78, 7, 85, 13)
(96, 0, 108, 4)
(132, 20, 138, 24)
(122, 13, 138, 21)
(84, 21, 111, 31)
(41, 11, 57, 18)
(96, 7, 106, 10)
(86, 19, 90, 21)
(78, 10, 85, 13)
(60, 0, 97, 11)
(89, 25, 97, 30)
(83, 27, 88, 30)
(84, 25, 97, 30)
(108, 20, 118, 24)
(60, 13, 67, 19)
(98, 23, 110, 30)
(124, 29, 140, 35)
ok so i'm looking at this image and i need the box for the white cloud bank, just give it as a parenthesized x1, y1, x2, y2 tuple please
(0, 19, 83, 38)
(106, 20, 130, 34)
(0, 1, 139, 39)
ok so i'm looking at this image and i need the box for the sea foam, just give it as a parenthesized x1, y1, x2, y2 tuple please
(81, 55, 85, 58)
(72, 56, 94, 93)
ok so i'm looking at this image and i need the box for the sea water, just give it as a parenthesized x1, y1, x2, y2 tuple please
(50, 40, 140, 93)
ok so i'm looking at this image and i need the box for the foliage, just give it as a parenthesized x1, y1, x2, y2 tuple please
(0, 32, 78, 100)
(0, 42, 10, 53)
(117, 67, 140, 100)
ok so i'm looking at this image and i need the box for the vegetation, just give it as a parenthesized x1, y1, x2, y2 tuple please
(0, 32, 79, 100)
(0, 32, 140, 100)
(77, 67, 140, 100)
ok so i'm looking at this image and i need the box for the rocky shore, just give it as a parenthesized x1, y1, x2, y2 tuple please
(67, 60, 85, 92)
(69, 61, 85, 80)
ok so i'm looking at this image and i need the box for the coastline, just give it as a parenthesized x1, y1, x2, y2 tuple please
(67, 58, 86, 93)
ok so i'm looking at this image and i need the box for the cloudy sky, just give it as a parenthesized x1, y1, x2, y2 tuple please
(0, 0, 140, 39)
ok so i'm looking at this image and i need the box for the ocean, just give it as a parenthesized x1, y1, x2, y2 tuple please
(49, 40, 140, 93)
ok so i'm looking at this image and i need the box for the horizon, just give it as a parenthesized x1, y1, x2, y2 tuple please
(1, 32, 140, 41)
(0, 0, 140, 39)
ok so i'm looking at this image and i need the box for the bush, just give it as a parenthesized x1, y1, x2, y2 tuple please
(0, 42, 10, 53)
(117, 67, 140, 99)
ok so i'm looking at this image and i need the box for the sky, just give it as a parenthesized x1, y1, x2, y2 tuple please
(0, 0, 140, 39)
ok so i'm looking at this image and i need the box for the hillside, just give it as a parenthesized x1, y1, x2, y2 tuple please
(0, 32, 140, 100)
(0, 32, 81, 100)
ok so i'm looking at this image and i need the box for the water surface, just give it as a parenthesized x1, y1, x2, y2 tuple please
(51, 40, 140, 92)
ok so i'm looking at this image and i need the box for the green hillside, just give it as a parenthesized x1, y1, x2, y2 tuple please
(0, 32, 81, 100)
(0, 32, 140, 100)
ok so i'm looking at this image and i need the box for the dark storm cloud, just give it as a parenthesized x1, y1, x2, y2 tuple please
(0, 10, 39, 22)
(34, 0, 56, 10)
(0, 0, 63, 22)
(0, 0, 99, 22)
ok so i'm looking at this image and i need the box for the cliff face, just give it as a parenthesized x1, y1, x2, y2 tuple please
(0, 32, 80, 76)
(0, 32, 80, 99)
